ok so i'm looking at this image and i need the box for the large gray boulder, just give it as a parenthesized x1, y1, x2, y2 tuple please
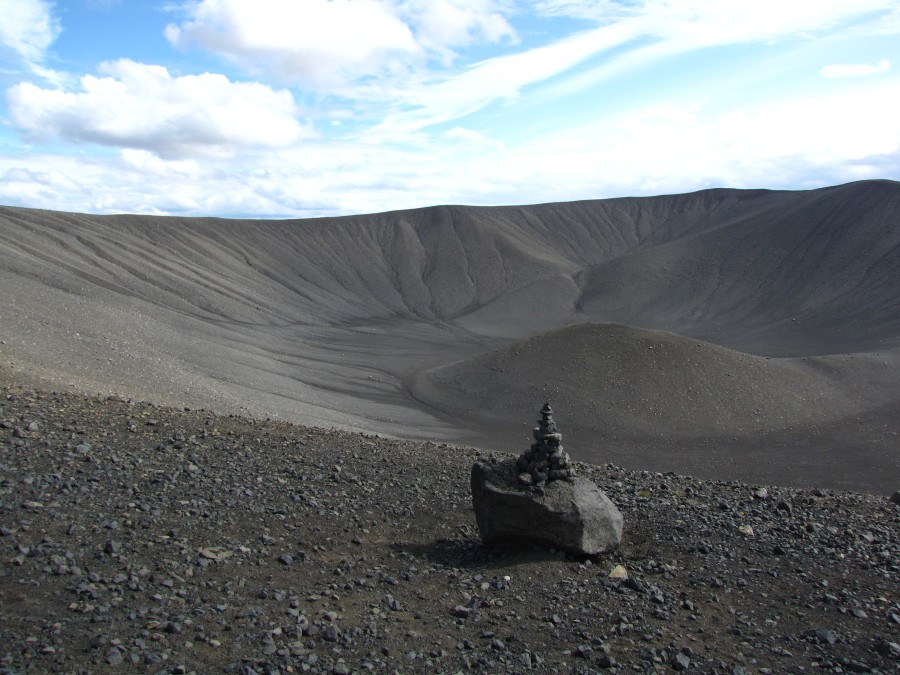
(471, 459, 623, 555)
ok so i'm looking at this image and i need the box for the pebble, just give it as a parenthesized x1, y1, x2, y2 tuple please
(608, 564, 628, 579)
(575, 644, 593, 658)
(807, 628, 838, 645)
(106, 647, 123, 666)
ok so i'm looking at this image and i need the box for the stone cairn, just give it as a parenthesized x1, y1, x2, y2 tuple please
(516, 403, 573, 484)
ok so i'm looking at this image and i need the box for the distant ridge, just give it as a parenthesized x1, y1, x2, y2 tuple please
(1, 180, 899, 491)
(3, 179, 899, 353)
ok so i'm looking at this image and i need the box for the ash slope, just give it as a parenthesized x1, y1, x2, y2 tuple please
(413, 323, 900, 493)
(1, 180, 899, 490)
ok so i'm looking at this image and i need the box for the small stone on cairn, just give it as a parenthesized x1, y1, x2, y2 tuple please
(517, 403, 573, 484)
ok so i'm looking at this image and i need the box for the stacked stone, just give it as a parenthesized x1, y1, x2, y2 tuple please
(517, 403, 573, 484)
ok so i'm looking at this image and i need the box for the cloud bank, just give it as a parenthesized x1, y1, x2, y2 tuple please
(0, 0, 60, 64)
(165, 0, 516, 88)
(0, 0, 899, 217)
(7, 60, 310, 159)
(821, 59, 891, 78)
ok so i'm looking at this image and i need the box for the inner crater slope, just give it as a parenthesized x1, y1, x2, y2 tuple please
(1, 180, 899, 490)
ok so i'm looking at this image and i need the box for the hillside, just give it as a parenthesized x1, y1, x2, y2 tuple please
(414, 323, 900, 438)
(1, 180, 899, 491)
(413, 323, 900, 493)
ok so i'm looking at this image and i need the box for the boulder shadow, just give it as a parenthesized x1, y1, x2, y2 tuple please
(397, 537, 635, 570)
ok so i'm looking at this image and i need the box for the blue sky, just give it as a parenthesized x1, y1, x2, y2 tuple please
(0, 0, 898, 218)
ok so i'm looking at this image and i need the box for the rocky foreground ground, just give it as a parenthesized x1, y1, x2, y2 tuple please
(1, 382, 898, 674)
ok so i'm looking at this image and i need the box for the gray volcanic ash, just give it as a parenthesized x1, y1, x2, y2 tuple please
(1, 180, 899, 491)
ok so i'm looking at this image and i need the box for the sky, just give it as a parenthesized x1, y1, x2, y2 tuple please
(0, 0, 899, 218)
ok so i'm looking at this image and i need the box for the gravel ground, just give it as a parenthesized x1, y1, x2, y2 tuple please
(1, 382, 898, 674)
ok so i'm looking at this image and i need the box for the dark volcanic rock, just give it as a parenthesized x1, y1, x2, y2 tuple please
(516, 403, 574, 484)
(471, 458, 623, 554)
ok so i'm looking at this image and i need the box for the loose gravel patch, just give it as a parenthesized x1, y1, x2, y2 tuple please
(1, 384, 898, 673)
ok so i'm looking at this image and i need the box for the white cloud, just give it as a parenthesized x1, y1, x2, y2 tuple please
(445, 126, 481, 142)
(120, 149, 201, 178)
(821, 59, 891, 78)
(630, 0, 896, 45)
(872, 6, 900, 34)
(165, 0, 519, 89)
(166, 0, 421, 88)
(376, 20, 639, 133)
(374, 0, 900, 134)
(6, 59, 311, 159)
(3, 78, 897, 218)
(533, 0, 636, 21)
(1, 165, 80, 194)
(482, 80, 900, 199)
(2, 1, 899, 218)
(444, 125, 503, 146)
(535, 0, 897, 37)
(409, 0, 516, 59)
(0, 0, 60, 63)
